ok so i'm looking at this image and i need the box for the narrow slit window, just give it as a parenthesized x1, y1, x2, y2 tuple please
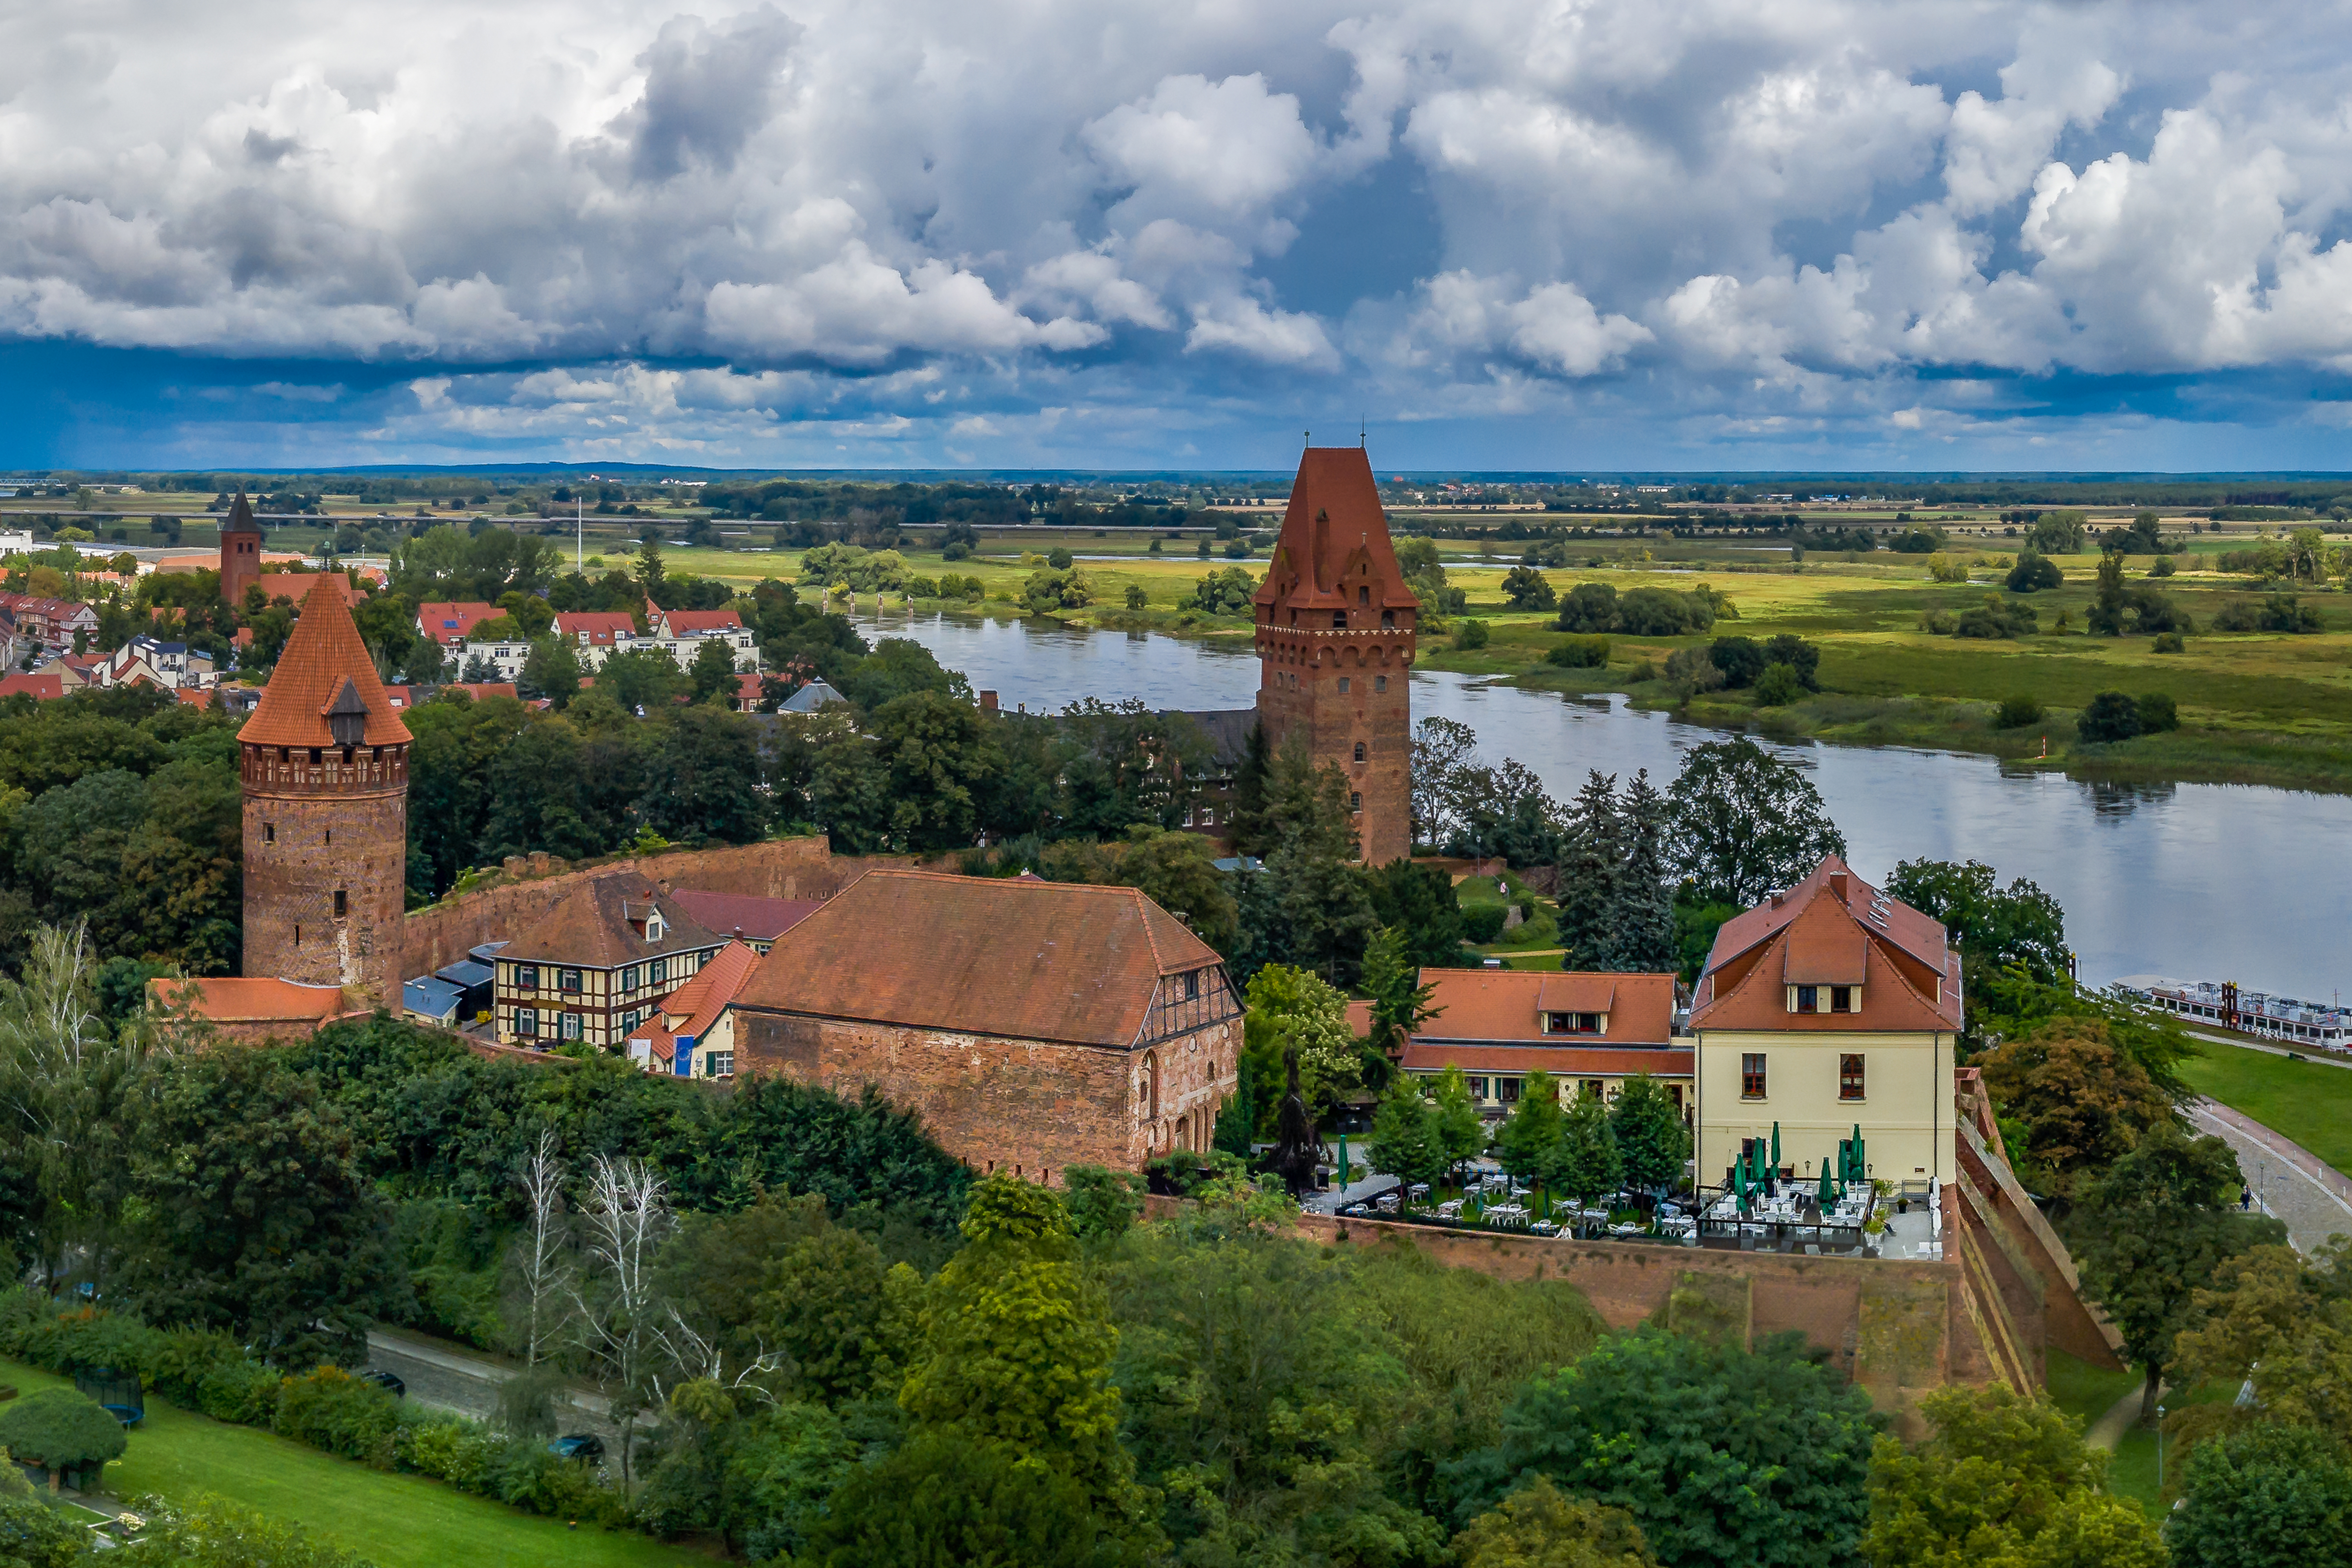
(332, 889, 347, 919)
(264, 822, 274, 844)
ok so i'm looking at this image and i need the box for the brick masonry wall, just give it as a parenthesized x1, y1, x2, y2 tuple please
(399, 837, 880, 978)
(243, 766, 407, 1006)
(1256, 634, 1413, 866)
(735, 1009, 1242, 1178)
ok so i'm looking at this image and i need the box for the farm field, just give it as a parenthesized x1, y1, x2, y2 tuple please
(0, 1357, 710, 1568)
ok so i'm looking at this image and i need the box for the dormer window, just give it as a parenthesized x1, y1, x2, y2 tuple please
(1544, 1011, 1604, 1034)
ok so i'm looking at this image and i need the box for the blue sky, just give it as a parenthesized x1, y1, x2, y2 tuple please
(5, 2, 2352, 472)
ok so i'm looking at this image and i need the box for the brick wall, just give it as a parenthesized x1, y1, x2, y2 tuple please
(735, 1010, 1242, 1178)
(243, 754, 408, 1006)
(399, 836, 875, 978)
(1256, 635, 1413, 866)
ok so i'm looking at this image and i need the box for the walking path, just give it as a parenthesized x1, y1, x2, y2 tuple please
(2185, 1098, 2352, 1254)
(2186, 1027, 2352, 1068)
(2085, 1383, 2154, 1451)
(364, 1326, 616, 1443)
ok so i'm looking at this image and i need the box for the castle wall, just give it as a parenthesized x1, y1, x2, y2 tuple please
(732, 1009, 1241, 1179)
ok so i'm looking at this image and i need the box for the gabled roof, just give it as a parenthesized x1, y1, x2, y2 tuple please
(501, 875, 725, 968)
(1407, 968, 1677, 1047)
(662, 608, 744, 635)
(1252, 447, 1419, 613)
(667, 890, 822, 943)
(780, 679, 846, 712)
(1690, 855, 1963, 1033)
(240, 577, 412, 749)
(416, 601, 501, 644)
(735, 869, 1224, 1048)
(557, 611, 636, 644)
(659, 939, 762, 1039)
(0, 673, 64, 700)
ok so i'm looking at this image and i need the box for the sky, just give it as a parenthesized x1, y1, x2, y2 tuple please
(6, 1, 2352, 472)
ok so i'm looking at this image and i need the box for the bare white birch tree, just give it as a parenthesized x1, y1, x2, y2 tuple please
(570, 1151, 674, 1484)
(510, 1128, 571, 1367)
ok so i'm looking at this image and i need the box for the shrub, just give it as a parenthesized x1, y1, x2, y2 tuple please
(1925, 552, 1970, 583)
(1046, 547, 1073, 570)
(940, 540, 972, 562)
(2152, 631, 2185, 653)
(1994, 694, 2042, 729)
(1762, 633, 1820, 690)
(1890, 526, 1945, 554)
(1918, 608, 1957, 634)
(0, 1389, 127, 1473)
(906, 575, 939, 599)
(2005, 550, 2063, 592)
(1708, 635, 1764, 688)
(1455, 619, 1490, 650)
(1752, 663, 1804, 708)
(1547, 635, 1610, 669)
(1613, 586, 1714, 636)
(2075, 691, 2142, 743)
(2137, 692, 2179, 733)
(1461, 905, 1509, 944)
(2151, 555, 2176, 577)
(1955, 598, 2036, 639)
(1123, 584, 1146, 611)
(1661, 646, 1725, 692)
(1553, 583, 1618, 634)
(274, 1367, 405, 1464)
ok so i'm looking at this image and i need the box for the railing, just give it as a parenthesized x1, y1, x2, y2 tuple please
(1691, 1183, 1875, 1253)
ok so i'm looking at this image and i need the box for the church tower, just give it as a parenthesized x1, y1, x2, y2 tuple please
(240, 577, 411, 1005)
(219, 489, 263, 607)
(1252, 447, 1419, 866)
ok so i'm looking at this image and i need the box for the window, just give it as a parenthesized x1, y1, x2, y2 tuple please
(1374, 674, 1387, 690)
(1331, 611, 1347, 628)
(1183, 970, 1200, 1000)
(1338, 676, 1351, 693)
(1544, 1011, 1602, 1034)
(517, 1008, 539, 1037)
(1581, 1078, 1604, 1101)
(1741, 1053, 1767, 1099)
(706, 1050, 735, 1077)
(1795, 984, 1818, 1013)
(1840, 1053, 1865, 1100)
(264, 822, 274, 844)
(1201, 806, 1216, 826)
(516, 964, 540, 991)
(561, 1011, 583, 1041)
(1467, 1076, 1489, 1100)
(324, 830, 331, 846)
(1353, 742, 1366, 762)
(1497, 1077, 1523, 1103)
(649, 956, 668, 985)
(621, 1008, 642, 1033)
(1831, 985, 1856, 1013)
(559, 968, 583, 993)
(1668, 1084, 1685, 1112)
(1348, 791, 1361, 811)
(621, 964, 641, 992)
(332, 889, 347, 919)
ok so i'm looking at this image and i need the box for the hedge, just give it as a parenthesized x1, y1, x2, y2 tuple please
(0, 1295, 630, 1530)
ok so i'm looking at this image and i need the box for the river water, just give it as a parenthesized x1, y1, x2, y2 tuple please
(858, 609, 2352, 1000)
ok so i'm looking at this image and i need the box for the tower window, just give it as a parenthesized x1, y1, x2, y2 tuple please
(1381, 610, 1395, 629)
(264, 823, 274, 844)
(324, 831, 330, 847)
(1357, 586, 1369, 605)
(1353, 742, 1366, 762)
(293, 924, 300, 946)
(332, 889, 347, 919)
(1337, 677, 1350, 693)
(1375, 675, 1387, 691)
(1331, 612, 1347, 628)
(1349, 791, 1362, 811)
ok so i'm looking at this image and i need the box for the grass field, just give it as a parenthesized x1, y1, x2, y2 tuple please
(0, 1359, 710, 1568)
(2177, 1040, 2352, 1177)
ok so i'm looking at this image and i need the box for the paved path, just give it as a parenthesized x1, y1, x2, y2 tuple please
(364, 1327, 618, 1445)
(2186, 1098, 2352, 1254)
(2186, 1028, 2352, 1068)
(2085, 1382, 2154, 1450)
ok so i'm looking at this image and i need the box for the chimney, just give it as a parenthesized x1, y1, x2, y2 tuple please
(1829, 872, 1849, 902)
(1769, 891, 1785, 908)
(980, 690, 998, 712)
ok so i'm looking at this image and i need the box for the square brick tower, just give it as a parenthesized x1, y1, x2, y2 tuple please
(239, 577, 411, 1005)
(219, 489, 263, 607)
(1252, 447, 1419, 866)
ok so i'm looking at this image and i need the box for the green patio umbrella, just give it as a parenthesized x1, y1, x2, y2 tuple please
(1771, 1122, 1782, 1174)
(1733, 1158, 1748, 1208)
(1817, 1161, 1835, 1209)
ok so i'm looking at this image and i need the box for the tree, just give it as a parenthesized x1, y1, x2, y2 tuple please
(1613, 770, 1676, 971)
(1665, 737, 1846, 907)
(1864, 1383, 2162, 1568)
(898, 1176, 1139, 1521)
(1362, 926, 1441, 1051)
(1445, 1328, 1881, 1566)
(798, 1432, 1128, 1568)
(507, 1128, 571, 1366)
(688, 637, 739, 703)
(642, 704, 767, 845)
(754, 1226, 917, 1405)
(2073, 1120, 2286, 1421)
(1367, 858, 1468, 966)
(867, 690, 1004, 852)
(1238, 965, 1361, 1129)
(1976, 1020, 2173, 1194)
(1548, 1092, 1622, 1232)
(1501, 566, 1557, 611)
(570, 1152, 676, 1482)
(2027, 510, 2086, 555)
(1553, 771, 1624, 969)
(2076, 690, 2141, 742)
(1367, 1078, 1446, 1197)
(1228, 720, 1274, 855)
(1609, 1075, 1689, 1200)
(2087, 552, 2131, 635)
(1112, 829, 1237, 952)
(2170, 1424, 2352, 1568)
(1454, 1476, 1659, 1568)
(517, 635, 582, 708)
(1410, 716, 1479, 847)
(2006, 548, 2063, 592)
(1884, 858, 2070, 987)
(1708, 636, 1765, 688)
(1432, 1065, 1488, 1183)
(2170, 1240, 2352, 1453)
(1062, 1164, 1147, 1242)
(0, 1389, 126, 1487)
(1493, 1071, 1565, 1189)
(116, 1050, 404, 1366)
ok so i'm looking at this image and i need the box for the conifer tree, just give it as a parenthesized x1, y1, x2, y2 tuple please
(1612, 769, 1677, 972)
(1552, 771, 1622, 969)
(1549, 1092, 1623, 1233)
(1367, 1078, 1445, 1199)
(1494, 1070, 1566, 1189)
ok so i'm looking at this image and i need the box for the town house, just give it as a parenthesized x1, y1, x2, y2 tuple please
(492, 877, 728, 1050)
(1387, 967, 1690, 1119)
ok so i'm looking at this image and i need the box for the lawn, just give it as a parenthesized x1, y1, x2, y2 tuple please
(2177, 1040, 2352, 1178)
(0, 1359, 710, 1568)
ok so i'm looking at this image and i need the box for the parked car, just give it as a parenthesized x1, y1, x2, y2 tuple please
(358, 1370, 405, 1397)
(548, 1434, 604, 1463)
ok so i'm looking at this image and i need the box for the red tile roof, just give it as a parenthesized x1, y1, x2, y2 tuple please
(659, 939, 762, 1038)
(172, 688, 214, 708)
(662, 608, 744, 635)
(146, 975, 348, 1022)
(0, 673, 64, 700)
(417, 601, 501, 644)
(1401, 1042, 1695, 1078)
(444, 682, 519, 701)
(1409, 967, 1677, 1046)
(239, 577, 413, 749)
(1253, 447, 1420, 613)
(254, 572, 358, 606)
(1690, 855, 1963, 1033)
(556, 611, 636, 644)
(502, 875, 724, 968)
(667, 890, 822, 943)
(735, 869, 1223, 1047)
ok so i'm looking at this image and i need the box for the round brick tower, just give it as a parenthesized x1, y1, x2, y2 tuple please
(1252, 447, 1419, 866)
(240, 576, 412, 1005)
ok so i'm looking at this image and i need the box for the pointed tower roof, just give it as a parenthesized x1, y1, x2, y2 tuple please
(240, 577, 411, 748)
(222, 489, 262, 536)
(1253, 447, 1419, 612)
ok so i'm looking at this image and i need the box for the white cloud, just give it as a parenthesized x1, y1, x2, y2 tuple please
(1185, 298, 1338, 368)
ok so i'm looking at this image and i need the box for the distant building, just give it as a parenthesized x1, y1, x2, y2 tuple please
(0, 593, 98, 653)
(416, 601, 503, 647)
(1690, 856, 1962, 1192)
(94, 635, 215, 692)
(219, 490, 263, 606)
(1390, 968, 1690, 1119)
(147, 975, 355, 1046)
(731, 870, 1243, 1178)
(490, 876, 729, 1051)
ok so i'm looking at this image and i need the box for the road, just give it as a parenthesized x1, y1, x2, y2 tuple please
(363, 1327, 621, 1448)
(2186, 1098, 2352, 1254)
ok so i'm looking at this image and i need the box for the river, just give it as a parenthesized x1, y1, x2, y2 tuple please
(857, 609, 2352, 1000)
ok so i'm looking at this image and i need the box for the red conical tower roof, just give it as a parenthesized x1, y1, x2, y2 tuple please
(240, 577, 411, 748)
(1253, 447, 1419, 612)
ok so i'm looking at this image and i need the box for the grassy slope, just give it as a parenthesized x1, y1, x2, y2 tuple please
(0, 1359, 708, 1568)
(2177, 1041, 2352, 1177)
